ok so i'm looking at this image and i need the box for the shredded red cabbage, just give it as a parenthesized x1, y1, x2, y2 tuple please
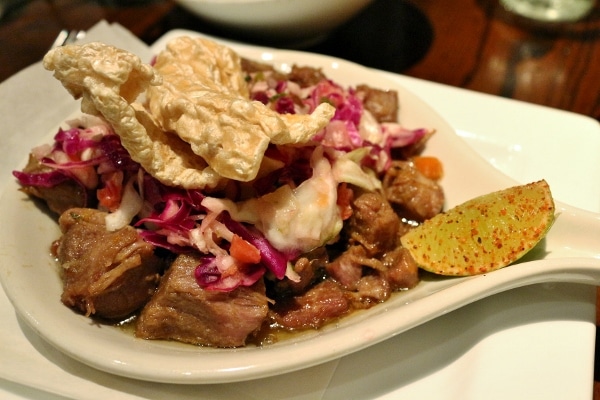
(194, 256, 266, 291)
(15, 70, 432, 293)
(253, 147, 313, 195)
(195, 257, 221, 285)
(220, 212, 290, 280)
(98, 135, 140, 172)
(53, 127, 101, 155)
(13, 124, 136, 190)
(12, 169, 70, 187)
(135, 184, 204, 251)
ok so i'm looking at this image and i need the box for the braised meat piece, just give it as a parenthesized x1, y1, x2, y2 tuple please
(346, 191, 400, 256)
(327, 246, 419, 307)
(288, 65, 327, 87)
(383, 160, 444, 221)
(18, 154, 88, 215)
(347, 274, 391, 309)
(328, 191, 401, 291)
(240, 59, 326, 88)
(241, 57, 286, 81)
(381, 247, 420, 290)
(326, 245, 366, 291)
(394, 130, 436, 160)
(270, 279, 350, 330)
(269, 247, 328, 296)
(355, 84, 399, 123)
(136, 253, 269, 347)
(56, 208, 163, 320)
(241, 57, 274, 73)
(326, 189, 420, 309)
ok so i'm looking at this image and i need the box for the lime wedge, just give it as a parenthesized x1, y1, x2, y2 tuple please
(400, 180, 555, 276)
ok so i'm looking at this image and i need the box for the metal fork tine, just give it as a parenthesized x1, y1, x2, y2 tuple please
(49, 29, 86, 49)
(69, 30, 86, 43)
(50, 29, 70, 49)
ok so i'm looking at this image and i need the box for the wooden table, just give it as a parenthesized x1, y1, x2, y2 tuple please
(1, 0, 598, 120)
(1, 0, 599, 395)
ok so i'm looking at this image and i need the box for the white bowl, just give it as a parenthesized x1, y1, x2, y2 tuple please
(174, 0, 375, 44)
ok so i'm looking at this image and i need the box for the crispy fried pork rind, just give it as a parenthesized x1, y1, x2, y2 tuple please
(43, 42, 224, 189)
(42, 42, 158, 115)
(43, 38, 335, 189)
(148, 36, 335, 182)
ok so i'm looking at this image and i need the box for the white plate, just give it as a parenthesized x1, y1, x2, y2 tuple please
(1, 31, 600, 385)
(380, 72, 600, 213)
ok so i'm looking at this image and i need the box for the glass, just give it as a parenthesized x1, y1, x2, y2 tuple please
(500, 0, 595, 21)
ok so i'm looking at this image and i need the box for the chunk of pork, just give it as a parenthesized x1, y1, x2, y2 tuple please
(136, 253, 269, 347)
(57, 208, 162, 319)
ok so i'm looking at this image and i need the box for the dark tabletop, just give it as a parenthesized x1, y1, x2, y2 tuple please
(1, 0, 598, 119)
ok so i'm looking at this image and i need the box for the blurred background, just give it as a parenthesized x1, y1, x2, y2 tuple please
(0, 0, 598, 121)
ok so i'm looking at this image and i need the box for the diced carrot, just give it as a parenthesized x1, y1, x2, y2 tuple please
(97, 171, 123, 211)
(230, 234, 261, 264)
(412, 156, 443, 181)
